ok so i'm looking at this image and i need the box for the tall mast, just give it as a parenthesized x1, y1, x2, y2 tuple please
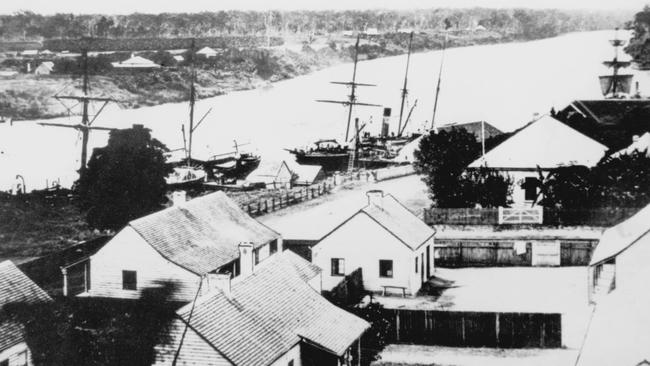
(317, 34, 381, 141)
(187, 40, 196, 167)
(40, 38, 117, 173)
(80, 49, 91, 171)
(431, 32, 447, 131)
(397, 32, 414, 137)
(345, 36, 361, 142)
(600, 27, 633, 98)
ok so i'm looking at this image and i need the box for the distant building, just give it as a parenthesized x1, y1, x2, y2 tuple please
(312, 190, 436, 296)
(34, 61, 54, 75)
(555, 99, 650, 151)
(0, 261, 52, 366)
(362, 28, 380, 36)
(20, 50, 38, 57)
(342, 30, 355, 37)
(111, 54, 161, 69)
(76, 191, 282, 301)
(577, 204, 650, 365)
(154, 251, 369, 366)
(397, 28, 414, 34)
(468, 115, 608, 207)
(438, 120, 503, 144)
(291, 164, 325, 186)
(172, 55, 184, 63)
(246, 160, 294, 189)
(196, 46, 219, 58)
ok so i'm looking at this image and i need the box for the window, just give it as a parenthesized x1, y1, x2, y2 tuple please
(331, 258, 345, 276)
(122, 270, 137, 290)
(415, 257, 418, 273)
(524, 177, 539, 201)
(0, 359, 9, 366)
(254, 248, 260, 265)
(288, 361, 294, 366)
(379, 260, 393, 278)
(270, 240, 278, 254)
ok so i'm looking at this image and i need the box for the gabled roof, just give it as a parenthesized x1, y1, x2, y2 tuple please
(197, 46, 218, 54)
(162, 251, 368, 366)
(246, 160, 292, 184)
(290, 164, 323, 185)
(129, 191, 280, 275)
(438, 121, 503, 142)
(589, 205, 650, 265)
(557, 99, 650, 150)
(112, 55, 160, 68)
(0, 261, 52, 351)
(469, 115, 608, 170)
(319, 192, 436, 251)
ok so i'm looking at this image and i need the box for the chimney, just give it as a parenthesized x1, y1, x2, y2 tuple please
(367, 190, 384, 208)
(381, 108, 391, 137)
(172, 190, 187, 206)
(633, 135, 640, 142)
(201, 272, 231, 299)
(238, 242, 254, 277)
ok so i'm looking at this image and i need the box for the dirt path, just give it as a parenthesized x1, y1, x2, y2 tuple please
(258, 174, 431, 240)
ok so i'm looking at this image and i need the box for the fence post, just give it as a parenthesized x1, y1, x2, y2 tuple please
(495, 313, 500, 347)
(395, 310, 400, 342)
(272, 197, 276, 211)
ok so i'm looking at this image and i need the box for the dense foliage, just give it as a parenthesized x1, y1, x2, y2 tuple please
(538, 151, 650, 209)
(4, 282, 178, 366)
(75, 125, 171, 231)
(414, 128, 512, 208)
(0, 8, 628, 42)
(625, 6, 650, 68)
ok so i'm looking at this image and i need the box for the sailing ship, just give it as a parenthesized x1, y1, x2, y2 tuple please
(287, 33, 420, 172)
(205, 140, 261, 181)
(39, 46, 118, 172)
(600, 28, 635, 98)
(165, 42, 208, 188)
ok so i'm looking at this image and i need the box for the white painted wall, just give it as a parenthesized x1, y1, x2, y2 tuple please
(0, 342, 31, 366)
(89, 227, 201, 302)
(270, 343, 302, 366)
(312, 214, 432, 296)
(614, 232, 650, 296)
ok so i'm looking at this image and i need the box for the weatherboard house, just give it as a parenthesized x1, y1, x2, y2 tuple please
(154, 251, 369, 366)
(577, 204, 650, 366)
(0, 261, 52, 366)
(312, 190, 436, 296)
(79, 191, 282, 302)
(468, 115, 608, 207)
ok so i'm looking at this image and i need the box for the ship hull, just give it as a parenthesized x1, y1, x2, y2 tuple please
(289, 151, 350, 172)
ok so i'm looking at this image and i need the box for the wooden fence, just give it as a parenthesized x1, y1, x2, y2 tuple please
(435, 239, 598, 267)
(424, 207, 641, 227)
(382, 309, 562, 348)
(242, 182, 334, 217)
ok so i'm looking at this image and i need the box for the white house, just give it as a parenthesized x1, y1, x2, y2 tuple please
(154, 250, 369, 366)
(246, 160, 294, 189)
(196, 46, 219, 58)
(312, 190, 436, 296)
(0, 261, 52, 366)
(577, 204, 650, 365)
(34, 61, 54, 75)
(80, 191, 282, 301)
(468, 115, 608, 207)
(111, 54, 161, 69)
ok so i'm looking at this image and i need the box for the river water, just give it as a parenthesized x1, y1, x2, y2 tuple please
(0, 30, 643, 191)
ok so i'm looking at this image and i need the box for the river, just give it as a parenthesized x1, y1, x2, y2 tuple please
(0, 30, 643, 191)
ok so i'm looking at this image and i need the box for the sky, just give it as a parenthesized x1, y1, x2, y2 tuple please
(1, 0, 647, 15)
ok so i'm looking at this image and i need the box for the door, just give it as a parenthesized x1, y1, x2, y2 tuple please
(426, 245, 431, 279)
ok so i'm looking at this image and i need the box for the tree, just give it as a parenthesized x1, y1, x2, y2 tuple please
(414, 128, 480, 207)
(459, 166, 513, 208)
(538, 151, 650, 209)
(75, 125, 171, 231)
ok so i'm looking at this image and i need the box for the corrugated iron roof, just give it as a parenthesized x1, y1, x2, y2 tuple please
(167, 251, 368, 366)
(590, 205, 650, 265)
(130, 191, 280, 275)
(361, 193, 436, 250)
(0, 261, 52, 352)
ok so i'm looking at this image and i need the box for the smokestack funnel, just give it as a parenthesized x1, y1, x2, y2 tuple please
(238, 242, 255, 277)
(382, 108, 391, 138)
(367, 189, 384, 208)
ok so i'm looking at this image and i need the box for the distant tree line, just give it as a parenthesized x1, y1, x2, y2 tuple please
(0, 8, 629, 42)
(624, 6, 650, 68)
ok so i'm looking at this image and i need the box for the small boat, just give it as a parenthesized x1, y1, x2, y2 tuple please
(285, 139, 351, 172)
(166, 166, 207, 188)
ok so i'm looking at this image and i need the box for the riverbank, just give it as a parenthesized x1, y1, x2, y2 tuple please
(1, 29, 572, 121)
